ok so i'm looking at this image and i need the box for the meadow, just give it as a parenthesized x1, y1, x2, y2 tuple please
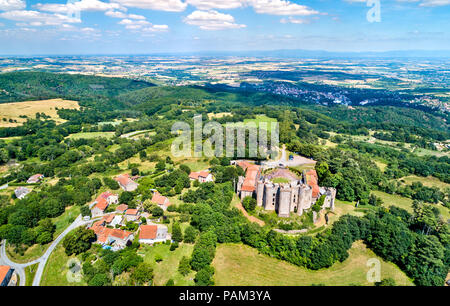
(0, 99, 79, 127)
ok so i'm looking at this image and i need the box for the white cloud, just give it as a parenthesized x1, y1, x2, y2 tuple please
(105, 10, 146, 20)
(280, 16, 310, 24)
(419, 0, 450, 6)
(110, 0, 187, 12)
(184, 10, 246, 30)
(0, 10, 81, 26)
(186, 0, 246, 10)
(249, 0, 319, 16)
(36, 0, 124, 14)
(118, 17, 168, 32)
(0, 0, 25, 11)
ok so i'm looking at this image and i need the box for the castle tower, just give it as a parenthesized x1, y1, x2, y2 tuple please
(297, 184, 313, 216)
(278, 186, 292, 218)
(264, 183, 276, 211)
(256, 179, 264, 207)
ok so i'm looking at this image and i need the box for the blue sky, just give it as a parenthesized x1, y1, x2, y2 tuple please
(0, 0, 449, 55)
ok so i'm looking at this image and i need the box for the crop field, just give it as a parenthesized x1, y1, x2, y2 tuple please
(66, 132, 115, 140)
(0, 99, 79, 127)
(213, 241, 413, 286)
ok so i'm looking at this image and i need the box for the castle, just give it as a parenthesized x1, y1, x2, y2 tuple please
(234, 161, 336, 218)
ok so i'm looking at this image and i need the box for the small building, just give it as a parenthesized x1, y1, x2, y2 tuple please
(27, 174, 44, 184)
(91, 192, 119, 218)
(0, 266, 13, 287)
(139, 224, 169, 245)
(125, 209, 140, 222)
(189, 170, 214, 183)
(14, 187, 31, 199)
(101, 214, 123, 228)
(116, 204, 129, 214)
(151, 191, 171, 211)
(114, 174, 139, 192)
(89, 221, 134, 250)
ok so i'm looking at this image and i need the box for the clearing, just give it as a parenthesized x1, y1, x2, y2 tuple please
(0, 99, 79, 127)
(212, 241, 413, 286)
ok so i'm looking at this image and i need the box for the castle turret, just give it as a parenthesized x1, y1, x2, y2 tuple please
(297, 184, 313, 216)
(278, 185, 292, 218)
(256, 179, 264, 207)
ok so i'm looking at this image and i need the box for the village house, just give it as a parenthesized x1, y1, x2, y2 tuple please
(91, 191, 119, 218)
(189, 170, 214, 183)
(139, 224, 170, 245)
(151, 191, 171, 211)
(125, 209, 140, 222)
(89, 220, 134, 250)
(114, 174, 139, 192)
(116, 204, 129, 214)
(0, 266, 13, 287)
(14, 187, 31, 199)
(101, 214, 123, 228)
(27, 174, 44, 184)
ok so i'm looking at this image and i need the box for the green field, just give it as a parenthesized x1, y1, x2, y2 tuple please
(372, 190, 449, 219)
(272, 177, 291, 184)
(226, 115, 278, 132)
(213, 242, 413, 286)
(400, 175, 450, 191)
(66, 132, 115, 140)
(25, 263, 38, 286)
(41, 243, 87, 286)
(140, 243, 195, 286)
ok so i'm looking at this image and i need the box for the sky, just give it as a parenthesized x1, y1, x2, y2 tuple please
(0, 0, 449, 55)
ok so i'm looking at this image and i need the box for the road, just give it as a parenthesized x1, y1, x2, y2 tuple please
(0, 214, 90, 286)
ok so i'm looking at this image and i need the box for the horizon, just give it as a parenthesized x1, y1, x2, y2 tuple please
(0, 0, 449, 55)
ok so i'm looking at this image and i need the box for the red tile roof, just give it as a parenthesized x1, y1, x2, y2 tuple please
(114, 174, 134, 188)
(189, 171, 210, 180)
(90, 222, 131, 243)
(102, 214, 115, 224)
(126, 209, 139, 216)
(238, 162, 260, 193)
(94, 197, 108, 211)
(116, 204, 128, 213)
(305, 169, 320, 198)
(0, 265, 11, 284)
(139, 225, 157, 240)
(151, 191, 169, 206)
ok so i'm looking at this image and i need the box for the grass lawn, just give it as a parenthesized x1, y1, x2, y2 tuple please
(52, 205, 81, 236)
(212, 241, 413, 286)
(140, 243, 195, 286)
(7, 243, 50, 264)
(25, 263, 39, 286)
(271, 177, 291, 184)
(399, 175, 450, 191)
(372, 190, 449, 219)
(41, 243, 87, 286)
(66, 132, 115, 140)
(226, 115, 278, 132)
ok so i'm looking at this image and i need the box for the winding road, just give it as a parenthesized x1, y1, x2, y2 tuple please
(0, 214, 90, 286)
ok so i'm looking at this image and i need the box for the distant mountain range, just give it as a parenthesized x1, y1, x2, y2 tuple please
(148, 49, 450, 59)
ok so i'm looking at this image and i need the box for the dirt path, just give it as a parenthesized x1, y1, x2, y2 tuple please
(235, 201, 265, 227)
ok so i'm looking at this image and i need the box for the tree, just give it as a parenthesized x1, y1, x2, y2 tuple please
(119, 191, 134, 205)
(131, 167, 140, 176)
(172, 222, 183, 242)
(242, 196, 257, 212)
(184, 226, 198, 244)
(156, 160, 166, 172)
(178, 256, 191, 276)
(194, 266, 215, 286)
(179, 164, 191, 175)
(165, 279, 174, 286)
(88, 273, 111, 286)
(103, 177, 119, 190)
(36, 231, 53, 245)
(152, 206, 164, 217)
(62, 228, 95, 256)
(375, 278, 396, 286)
(80, 205, 91, 217)
(131, 262, 153, 286)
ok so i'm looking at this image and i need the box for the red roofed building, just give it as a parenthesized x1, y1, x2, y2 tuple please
(0, 266, 13, 287)
(91, 191, 119, 217)
(90, 221, 133, 250)
(27, 174, 44, 184)
(234, 161, 261, 200)
(125, 209, 140, 222)
(139, 224, 169, 244)
(151, 191, 171, 211)
(305, 169, 320, 199)
(189, 170, 214, 183)
(116, 204, 128, 214)
(115, 174, 139, 192)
